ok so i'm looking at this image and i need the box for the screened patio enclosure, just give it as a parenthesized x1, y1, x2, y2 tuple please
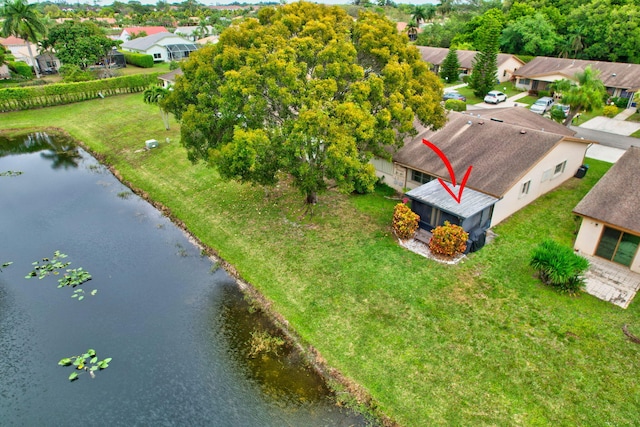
(166, 43, 198, 60)
(405, 180, 498, 252)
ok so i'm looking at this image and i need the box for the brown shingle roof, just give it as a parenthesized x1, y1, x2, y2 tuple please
(573, 146, 640, 234)
(394, 110, 589, 198)
(416, 46, 523, 69)
(513, 56, 640, 91)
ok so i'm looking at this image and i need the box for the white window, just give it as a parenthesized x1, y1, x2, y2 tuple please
(541, 169, 552, 182)
(153, 53, 162, 59)
(553, 161, 566, 177)
(520, 180, 531, 198)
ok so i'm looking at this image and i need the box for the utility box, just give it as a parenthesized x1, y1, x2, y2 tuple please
(145, 139, 159, 149)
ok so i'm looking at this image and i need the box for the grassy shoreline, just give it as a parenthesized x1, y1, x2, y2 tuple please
(2, 94, 639, 426)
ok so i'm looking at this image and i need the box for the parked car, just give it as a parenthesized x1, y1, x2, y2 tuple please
(484, 90, 507, 104)
(530, 97, 555, 114)
(443, 91, 467, 102)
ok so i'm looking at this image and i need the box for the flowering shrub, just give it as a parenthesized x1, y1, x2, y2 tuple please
(603, 105, 618, 118)
(429, 221, 468, 257)
(392, 202, 419, 239)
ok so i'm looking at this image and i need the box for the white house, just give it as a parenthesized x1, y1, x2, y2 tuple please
(373, 108, 593, 238)
(121, 32, 198, 62)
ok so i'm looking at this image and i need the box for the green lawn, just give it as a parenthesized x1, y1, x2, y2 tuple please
(2, 95, 639, 426)
(456, 81, 524, 104)
(626, 111, 640, 122)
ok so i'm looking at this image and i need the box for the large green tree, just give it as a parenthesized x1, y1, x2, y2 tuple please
(1, 0, 47, 78)
(45, 21, 118, 69)
(550, 66, 606, 126)
(165, 2, 445, 205)
(469, 9, 502, 97)
(501, 13, 559, 56)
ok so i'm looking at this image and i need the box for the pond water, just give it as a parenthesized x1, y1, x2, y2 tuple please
(0, 132, 368, 426)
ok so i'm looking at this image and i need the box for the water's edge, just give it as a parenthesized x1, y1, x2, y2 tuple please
(6, 127, 391, 427)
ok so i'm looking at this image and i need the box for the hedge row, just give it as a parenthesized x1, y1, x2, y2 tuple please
(0, 73, 160, 112)
(121, 51, 155, 68)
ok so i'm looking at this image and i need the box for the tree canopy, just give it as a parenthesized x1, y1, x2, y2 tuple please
(45, 21, 118, 69)
(165, 2, 445, 205)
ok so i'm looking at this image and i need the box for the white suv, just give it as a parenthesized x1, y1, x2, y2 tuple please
(484, 91, 507, 104)
(529, 97, 555, 114)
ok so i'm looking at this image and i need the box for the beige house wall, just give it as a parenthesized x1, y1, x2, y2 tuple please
(574, 218, 601, 255)
(489, 139, 589, 226)
(498, 57, 525, 83)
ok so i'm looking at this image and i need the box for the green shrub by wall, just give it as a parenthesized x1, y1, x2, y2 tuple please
(121, 51, 155, 68)
(0, 73, 160, 112)
(8, 61, 33, 79)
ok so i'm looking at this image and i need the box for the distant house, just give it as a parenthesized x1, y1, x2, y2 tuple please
(1, 36, 60, 73)
(118, 26, 169, 42)
(513, 56, 640, 104)
(196, 35, 219, 45)
(416, 46, 525, 82)
(573, 147, 640, 273)
(175, 26, 216, 41)
(373, 108, 593, 241)
(158, 68, 183, 89)
(121, 32, 198, 62)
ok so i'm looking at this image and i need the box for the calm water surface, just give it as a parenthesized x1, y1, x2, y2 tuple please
(0, 132, 368, 426)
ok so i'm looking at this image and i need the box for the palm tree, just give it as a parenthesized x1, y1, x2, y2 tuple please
(549, 66, 606, 126)
(411, 6, 427, 27)
(143, 86, 172, 130)
(1, 0, 47, 79)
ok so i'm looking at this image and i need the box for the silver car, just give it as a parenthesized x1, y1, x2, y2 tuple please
(530, 97, 555, 114)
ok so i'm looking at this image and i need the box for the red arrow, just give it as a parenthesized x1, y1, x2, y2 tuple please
(422, 139, 473, 204)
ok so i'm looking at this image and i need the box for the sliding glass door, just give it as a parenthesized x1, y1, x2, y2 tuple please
(595, 226, 640, 267)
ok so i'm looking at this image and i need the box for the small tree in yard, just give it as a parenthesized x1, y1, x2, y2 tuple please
(440, 47, 460, 83)
(429, 221, 468, 257)
(529, 240, 589, 295)
(393, 202, 419, 240)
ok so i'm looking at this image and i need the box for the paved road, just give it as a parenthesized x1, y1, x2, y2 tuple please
(569, 126, 639, 150)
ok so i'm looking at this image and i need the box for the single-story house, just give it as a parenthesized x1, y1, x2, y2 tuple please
(195, 35, 220, 45)
(416, 46, 525, 82)
(175, 26, 216, 41)
(513, 56, 640, 104)
(158, 68, 183, 88)
(118, 26, 169, 42)
(373, 107, 593, 242)
(573, 146, 640, 273)
(121, 32, 198, 62)
(1, 36, 60, 74)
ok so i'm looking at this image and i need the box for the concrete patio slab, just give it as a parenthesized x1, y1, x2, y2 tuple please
(582, 254, 640, 309)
